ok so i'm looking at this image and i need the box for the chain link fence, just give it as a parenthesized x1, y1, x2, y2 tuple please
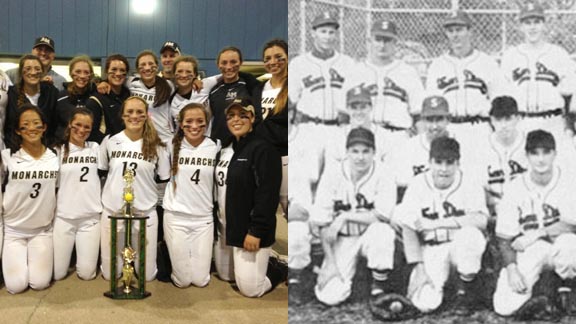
(289, 0, 576, 75)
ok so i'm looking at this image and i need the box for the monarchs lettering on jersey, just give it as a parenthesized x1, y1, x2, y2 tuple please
(217, 159, 229, 168)
(110, 150, 153, 162)
(131, 92, 156, 103)
(11, 170, 59, 180)
(178, 156, 217, 167)
(61, 156, 98, 164)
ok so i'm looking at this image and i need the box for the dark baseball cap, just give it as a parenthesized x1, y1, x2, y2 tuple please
(525, 129, 555, 152)
(346, 127, 375, 150)
(371, 20, 398, 39)
(430, 136, 460, 161)
(443, 10, 472, 28)
(490, 96, 519, 118)
(33, 36, 55, 51)
(347, 86, 372, 105)
(519, 3, 545, 22)
(224, 97, 255, 116)
(421, 95, 450, 118)
(160, 41, 181, 54)
(312, 12, 339, 30)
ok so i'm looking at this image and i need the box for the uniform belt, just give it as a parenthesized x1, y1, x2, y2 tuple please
(299, 113, 339, 125)
(451, 115, 490, 124)
(379, 122, 409, 132)
(519, 108, 563, 118)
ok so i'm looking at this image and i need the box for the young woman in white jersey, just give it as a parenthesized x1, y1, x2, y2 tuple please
(99, 96, 170, 281)
(2, 104, 59, 294)
(254, 39, 288, 218)
(53, 108, 101, 280)
(163, 103, 219, 287)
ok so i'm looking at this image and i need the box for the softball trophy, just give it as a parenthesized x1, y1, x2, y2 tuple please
(104, 169, 151, 299)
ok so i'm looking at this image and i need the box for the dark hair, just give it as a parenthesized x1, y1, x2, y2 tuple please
(135, 50, 171, 107)
(216, 46, 243, 64)
(10, 103, 47, 153)
(262, 38, 288, 58)
(105, 54, 130, 77)
(60, 107, 94, 160)
(17, 55, 45, 107)
(262, 39, 288, 116)
(170, 103, 209, 191)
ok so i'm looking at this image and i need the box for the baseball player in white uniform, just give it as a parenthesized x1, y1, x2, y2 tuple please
(493, 130, 576, 317)
(163, 103, 220, 288)
(288, 11, 356, 127)
(53, 108, 102, 281)
(312, 127, 397, 306)
(345, 20, 424, 137)
(500, 3, 576, 142)
(2, 104, 59, 294)
(99, 96, 171, 281)
(427, 10, 509, 144)
(323, 86, 396, 166)
(394, 136, 488, 315)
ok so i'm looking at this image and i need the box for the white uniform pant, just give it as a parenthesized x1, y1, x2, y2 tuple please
(233, 246, 272, 298)
(53, 214, 101, 280)
(163, 210, 213, 288)
(2, 228, 53, 294)
(214, 220, 234, 282)
(408, 226, 486, 313)
(288, 220, 311, 270)
(314, 222, 395, 306)
(100, 207, 158, 281)
(493, 233, 576, 316)
(280, 155, 288, 216)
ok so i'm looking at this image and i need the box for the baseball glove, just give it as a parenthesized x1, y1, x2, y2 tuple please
(369, 293, 420, 322)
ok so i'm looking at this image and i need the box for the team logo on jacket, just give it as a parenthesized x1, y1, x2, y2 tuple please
(437, 70, 487, 96)
(513, 63, 559, 86)
(302, 68, 345, 93)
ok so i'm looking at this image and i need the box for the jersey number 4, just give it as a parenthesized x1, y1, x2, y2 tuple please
(190, 169, 200, 185)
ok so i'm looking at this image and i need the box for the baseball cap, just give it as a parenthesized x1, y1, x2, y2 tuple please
(421, 95, 450, 118)
(33, 36, 55, 51)
(525, 129, 555, 152)
(443, 10, 472, 28)
(490, 96, 519, 118)
(160, 41, 181, 54)
(346, 86, 372, 105)
(519, 3, 545, 22)
(430, 136, 460, 161)
(224, 97, 255, 116)
(312, 12, 339, 30)
(346, 127, 375, 150)
(371, 20, 398, 39)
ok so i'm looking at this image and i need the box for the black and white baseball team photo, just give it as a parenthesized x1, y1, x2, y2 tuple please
(288, 0, 576, 323)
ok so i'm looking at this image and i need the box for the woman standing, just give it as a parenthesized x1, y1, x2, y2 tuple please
(54, 55, 96, 143)
(223, 97, 285, 297)
(2, 104, 59, 293)
(255, 39, 288, 218)
(86, 54, 131, 143)
(99, 96, 170, 281)
(5, 55, 58, 148)
(53, 108, 102, 281)
(163, 103, 219, 287)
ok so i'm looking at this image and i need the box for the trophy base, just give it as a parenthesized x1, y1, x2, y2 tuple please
(104, 286, 151, 300)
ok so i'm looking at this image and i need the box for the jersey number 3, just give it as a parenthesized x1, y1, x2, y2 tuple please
(30, 183, 41, 199)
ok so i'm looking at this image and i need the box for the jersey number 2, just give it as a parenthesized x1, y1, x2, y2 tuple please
(30, 183, 41, 199)
(80, 167, 89, 182)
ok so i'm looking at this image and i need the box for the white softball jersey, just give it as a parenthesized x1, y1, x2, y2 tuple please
(427, 50, 509, 117)
(129, 77, 176, 143)
(288, 52, 356, 120)
(215, 144, 234, 226)
(163, 137, 220, 218)
(501, 43, 576, 113)
(2, 148, 59, 232)
(99, 131, 170, 212)
(346, 60, 424, 129)
(56, 142, 102, 219)
(261, 80, 281, 120)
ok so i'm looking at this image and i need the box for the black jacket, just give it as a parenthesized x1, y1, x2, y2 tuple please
(225, 132, 281, 248)
(253, 82, 288, 156)
(208, 72, 262, 144)
(85, 86, 130, 143)
(54, 83, 97, 143)
(5, 82, 59, 149)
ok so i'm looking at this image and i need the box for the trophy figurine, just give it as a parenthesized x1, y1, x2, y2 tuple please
(104, 169, 151, 299)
